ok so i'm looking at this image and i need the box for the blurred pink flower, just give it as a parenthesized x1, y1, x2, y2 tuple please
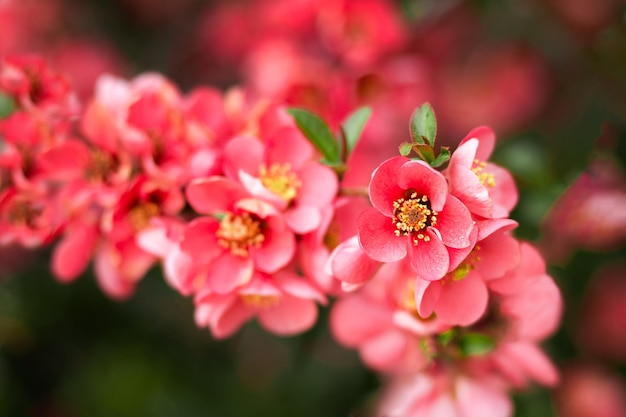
(376, 369, 512, 417)
(554, 363, 626, 417)
(194, 268, 326, 338)
(577, 261, 626, 362)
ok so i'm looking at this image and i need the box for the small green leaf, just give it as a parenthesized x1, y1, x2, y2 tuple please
(458, 333, 496, 357)
(414, 144, 435, 164)
(340, 106, 372, 155)
(430, 147, 451, 168)
(0, 93, 15, 119)
(398, 142, 413, 156)
(410, 103, 437, 146)
(437, 329, 457, 346)
(288, 108, 341, 164)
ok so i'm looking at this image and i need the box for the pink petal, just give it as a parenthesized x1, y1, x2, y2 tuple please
(476, 232, 520, 280)
(39, 140, 91, 181)
(448, 164, 492, 218)
(503, 342, 559, 387)
(266, 127, 313, 169)
(330, 296, 393, 346)
(360, 329, 408, 372)
(52, 223, 98, 282)
(487, 163, 519, 218)
(449, 137, 479, 170)
(398, 160, 448, 211)
(435, 270, 488, 326)
(209, 296, 255, 339)
(206, 254, 254, 294)
(357, 208, 408, 262)
(222, 135, 265, 179)
(475, 218, 518, 241)
(409, 229, 449, 281)
(456, 375, 512, 417)
(296, 162, 338, 207)
(252, 215, 295, 273)
(460, 126, 495, 161)
(368, 156, 409, 217)
(436, 195, 474, 249)
(415, 278, 439, 318)
(180, 217, 222, 264)
(185, 177, 248, 214)
(326, 235, 381, 285)
(284, 205, 322, 234)
(258, 295, 318, 335)
(94, 246, 135, 300)
(274, 269, 327, 304)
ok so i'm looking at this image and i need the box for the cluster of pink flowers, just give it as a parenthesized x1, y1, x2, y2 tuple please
(0, 52, 562, 416)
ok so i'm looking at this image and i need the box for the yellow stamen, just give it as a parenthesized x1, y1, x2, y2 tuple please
(471, 159, 496, 187)
(240, 294, 280, 309)
(259, 163, 301, 203)
(392, 192, 438, 245)
(216, 212, 265, 257)
(128, 202, 160, 231)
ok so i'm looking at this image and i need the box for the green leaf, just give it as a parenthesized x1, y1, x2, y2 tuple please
(0, 93, 15, 119)
(288, 108, 341, 165)
(410, 103, 437, 146)
(430, 147, 451, 168)
(398, 142, 413, 156)
(414, 144, 435, 164)
(437, 329, 457, 346)
(340, 106, 372, 155)
(458, 333, 496, 357)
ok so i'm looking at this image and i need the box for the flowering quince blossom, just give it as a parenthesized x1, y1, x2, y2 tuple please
(194, 268, 326, 338)
(357, 155, 475, 281)
(376, 369, 513, 417)
(178, 177, 296, 294)
(331, 259, 448, 373)
(414, 219, 520, 326)
(0, 51, 565, 417)
(222, 125, 338, 234)
(445, 126, 518, 219)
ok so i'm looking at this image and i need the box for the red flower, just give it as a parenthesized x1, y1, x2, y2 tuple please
(357, 156, 474, 281)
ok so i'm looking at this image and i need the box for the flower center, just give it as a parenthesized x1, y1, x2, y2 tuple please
(87, 150, 117, 182)
(471, 159, 496, 188)
(392, 192, 438, 245)
(216, 212, 265, 257)
(259, 163, 301, 203)
(128, 202, 160, 231)
(240, 294, 280, 309)
(7, 199, 41, 227)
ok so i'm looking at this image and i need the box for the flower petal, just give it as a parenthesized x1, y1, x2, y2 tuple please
(435, 270, 488, 326)
(186, 177, 248, 214)
(258, 295, 318, 335)
(409, 229, 449, 281)
(436, 195, 474, 249)
(398, 160, 448, 211)
(357, 208, 408, 262)
(368, 156, 409, 216)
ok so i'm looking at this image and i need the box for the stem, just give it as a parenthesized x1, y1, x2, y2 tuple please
(338, 187, 369, 198)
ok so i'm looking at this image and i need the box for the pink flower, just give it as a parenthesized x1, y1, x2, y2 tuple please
(554, 363, 626, 417)
(180, 177, 296, 294)
(222, 125, 338, 234)
(446, 126, 518, 218)
(357, 156, 474, 281)
(577, 261, 626, 362)
(376, 369, 512, 417)
(414, 220, 520, 326)
(194, 269, 326, 338)
(331, 260, 447, 373)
